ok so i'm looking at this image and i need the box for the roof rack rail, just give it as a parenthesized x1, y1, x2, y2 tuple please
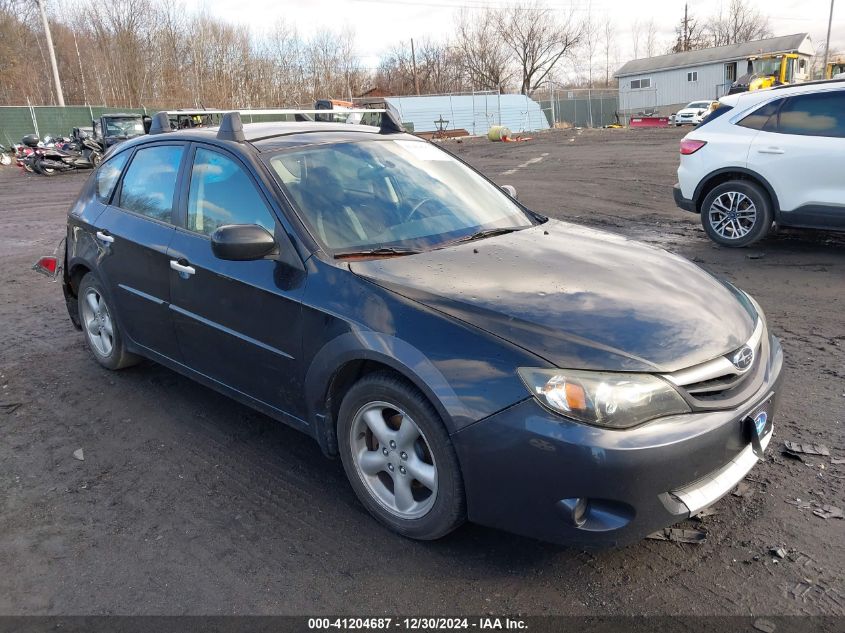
(213, 108, 405, 142)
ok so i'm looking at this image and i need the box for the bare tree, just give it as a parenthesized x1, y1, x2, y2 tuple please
(495, 1, 582, 95)
(669, 7, 708, 53)
(455, 9, 513, 91)
(630, 19, 641, 60)
(580, 4, 600, 87)
(644, 19, 659, 57)
(602, 17, 616, 87)
(705, 0, 771, 47)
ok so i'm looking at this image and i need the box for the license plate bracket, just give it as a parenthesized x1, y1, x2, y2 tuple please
(744, 400, 773, 458)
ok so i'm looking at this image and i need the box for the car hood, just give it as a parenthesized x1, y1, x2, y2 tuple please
(348, 221, 756, 373)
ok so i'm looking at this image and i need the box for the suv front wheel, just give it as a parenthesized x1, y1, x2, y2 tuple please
(701, 180, 773, 247)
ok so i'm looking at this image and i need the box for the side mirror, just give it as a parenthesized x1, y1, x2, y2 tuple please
(501, 184, 518, 200)
(211, 224, 276, 261)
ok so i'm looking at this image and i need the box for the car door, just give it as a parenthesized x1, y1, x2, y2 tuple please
(747, 91, 845, 221)
(167, 144, 307, 417)
(94, 142, 187, 361)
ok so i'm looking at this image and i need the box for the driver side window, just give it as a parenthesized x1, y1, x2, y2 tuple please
(187, 148, 276, 237)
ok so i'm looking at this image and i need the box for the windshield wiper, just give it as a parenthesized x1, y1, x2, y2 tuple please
(334, 247, 422, 259)
(447, 226, 524, 246)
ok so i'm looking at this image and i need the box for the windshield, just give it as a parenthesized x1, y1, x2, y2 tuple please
(688, 102, 711, 109)
(105, 117, 144, 138)
(751, 59, 780, 76)
(266, 139, 535, 252)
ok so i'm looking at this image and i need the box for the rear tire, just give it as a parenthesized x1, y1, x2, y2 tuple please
(701, 180, 772, 247)
(34, 158, 57, 176)
(77, 273, 139, 370)
(337, 371, 466, 541)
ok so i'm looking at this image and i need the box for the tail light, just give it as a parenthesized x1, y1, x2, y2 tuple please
(33, 256, 59, 278)
(680, 139, 707, 155)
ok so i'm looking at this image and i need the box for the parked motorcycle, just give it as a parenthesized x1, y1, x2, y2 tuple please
(32, 136, 103, 176)
(16, 135, 41, 172)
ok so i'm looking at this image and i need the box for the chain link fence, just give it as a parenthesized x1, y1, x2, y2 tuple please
(536, 88, 620, 128)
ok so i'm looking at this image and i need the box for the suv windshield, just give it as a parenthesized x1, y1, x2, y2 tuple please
(267, 139, 535, 252)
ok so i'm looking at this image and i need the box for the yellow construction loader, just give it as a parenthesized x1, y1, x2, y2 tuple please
(728, 53, 799, 94)
(825, 56, 845, 79)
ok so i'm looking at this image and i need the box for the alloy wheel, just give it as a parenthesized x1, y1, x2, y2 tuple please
(707, 191, 757, 240)
(80, 288, 114, 357)
(349, 401, 438, 520)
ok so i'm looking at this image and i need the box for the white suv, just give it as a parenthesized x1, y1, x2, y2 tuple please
(674, 81, 845, 246)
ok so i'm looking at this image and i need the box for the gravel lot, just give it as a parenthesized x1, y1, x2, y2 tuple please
(1, 127, 843, 616)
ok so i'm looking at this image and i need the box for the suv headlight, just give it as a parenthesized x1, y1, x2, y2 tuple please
(518, 368, 690, 429)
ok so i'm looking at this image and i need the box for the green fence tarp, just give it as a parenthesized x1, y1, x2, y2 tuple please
(0, 106, 148, 146)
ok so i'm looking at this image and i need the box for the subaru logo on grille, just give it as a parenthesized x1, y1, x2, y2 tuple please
(731, 345, 754, 371)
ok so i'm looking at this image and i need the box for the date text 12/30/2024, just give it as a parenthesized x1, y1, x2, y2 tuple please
(308, 617, 528, 630)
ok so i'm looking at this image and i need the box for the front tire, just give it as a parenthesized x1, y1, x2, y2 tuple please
(77, 273, 139, 370)
(338, 371, 466, 540)
(701, 180, 772, 247)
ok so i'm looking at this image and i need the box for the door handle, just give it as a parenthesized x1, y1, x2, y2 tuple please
(170, 260, 196, 276)
(95, 230, 114, 243)
(757, 147, 785, 154)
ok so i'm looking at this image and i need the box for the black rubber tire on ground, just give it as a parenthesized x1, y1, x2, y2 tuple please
(77, 273, 140, 370)
(337, 371, 466, 541)
(34, 158, 57, 176)
(700, 180, 773, 248)
(91, 152, 102, 168)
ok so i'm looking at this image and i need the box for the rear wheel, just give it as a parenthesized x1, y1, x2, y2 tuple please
(78, 273, 139, 370)
(338, 371, 465, 540)
(34, 158, 57, 176)
(701, 180, 772, 247)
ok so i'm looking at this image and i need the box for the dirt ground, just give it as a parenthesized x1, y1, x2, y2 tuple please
(0, 128, 843, 616)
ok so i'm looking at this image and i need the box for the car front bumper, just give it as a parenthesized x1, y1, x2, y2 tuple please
(452, 335, 783, 548)
(673, 182, 696, 212)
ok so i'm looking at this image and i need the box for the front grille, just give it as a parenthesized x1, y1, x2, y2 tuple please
(663, 319, 767, 409)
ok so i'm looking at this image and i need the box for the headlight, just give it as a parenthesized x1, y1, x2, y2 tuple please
(518, 368, 690, 429)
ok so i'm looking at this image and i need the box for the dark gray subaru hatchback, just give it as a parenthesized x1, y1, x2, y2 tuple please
(39, 110, 782, 547)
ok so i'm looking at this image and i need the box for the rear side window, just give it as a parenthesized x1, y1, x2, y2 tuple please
(118, 145, 184, 222)
(96, 152, 128, 202)
(775, 92, 845, 138)
(187, 148, 276, 236)
(697, 105, 733, 128)
(736, 100, 782, 131)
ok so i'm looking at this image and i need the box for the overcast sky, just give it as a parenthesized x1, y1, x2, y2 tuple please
(193, 0, 841, 76)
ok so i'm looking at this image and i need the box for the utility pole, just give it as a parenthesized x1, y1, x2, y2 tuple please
(410, 38, 420, 96)
(683, 3, 689, 52)
(35, 0, 64, 106)
(822, 0, 835, 73)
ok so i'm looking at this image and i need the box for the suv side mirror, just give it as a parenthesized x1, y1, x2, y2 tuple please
(501, 184, 518, 200)
(211, 224, 276, 261)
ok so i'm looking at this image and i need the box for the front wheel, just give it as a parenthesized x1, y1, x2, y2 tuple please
(700, 180, 773, 247)
(338, 371, 466, 540)
(77, 273, 139, 370)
